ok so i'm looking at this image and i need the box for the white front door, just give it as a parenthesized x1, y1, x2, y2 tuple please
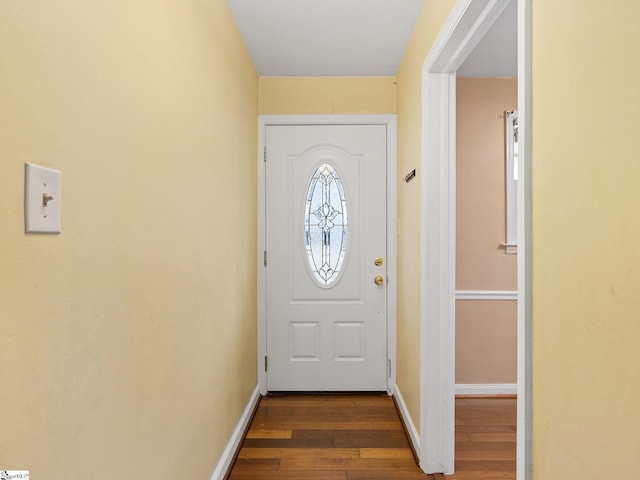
(265, 124, 388, 391)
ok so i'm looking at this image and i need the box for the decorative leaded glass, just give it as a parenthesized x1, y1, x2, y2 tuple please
(304, 163, 349, 287)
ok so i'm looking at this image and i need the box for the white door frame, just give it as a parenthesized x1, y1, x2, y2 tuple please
(419, 0, 532, 478)
(257, 114, 398, 395)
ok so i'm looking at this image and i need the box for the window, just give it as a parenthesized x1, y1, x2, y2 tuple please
(304, 163, 349, 287)
(503, 110, 518, 254)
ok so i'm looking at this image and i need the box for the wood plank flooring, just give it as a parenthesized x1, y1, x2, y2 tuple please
(450, 397, 516, 479)
(227, 394, 516, 480)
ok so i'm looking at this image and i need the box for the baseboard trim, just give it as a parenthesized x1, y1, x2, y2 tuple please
(209, 384, 261, 480)
(455, 383, 517, 396)
(391, 383, 420, 459)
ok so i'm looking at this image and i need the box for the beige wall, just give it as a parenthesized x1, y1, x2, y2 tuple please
(533, 1, 640, 476)
(259, 76, 396, 114)
(456, 77, 517, 384)
(395, 0, 457, 432)
(0, 1, 258, 478)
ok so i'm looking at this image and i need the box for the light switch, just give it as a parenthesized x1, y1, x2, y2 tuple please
(25, 163, 62, 234)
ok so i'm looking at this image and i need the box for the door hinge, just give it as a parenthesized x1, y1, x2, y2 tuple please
(263, 146, 267, 162)
(263, 250, 267, 267)
(264, 355, 268, 372)
(388, 359, 392, 378)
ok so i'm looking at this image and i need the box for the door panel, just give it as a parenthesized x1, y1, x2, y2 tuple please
(265, 124, 387, 391)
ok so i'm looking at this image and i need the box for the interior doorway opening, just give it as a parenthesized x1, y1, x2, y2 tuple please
(419, 0, 532, 478)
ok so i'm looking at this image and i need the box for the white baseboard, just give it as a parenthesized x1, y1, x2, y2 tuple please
(455, 383, 517, 396)
(392, 383, 420, 454)
(209, 384, 261, 480)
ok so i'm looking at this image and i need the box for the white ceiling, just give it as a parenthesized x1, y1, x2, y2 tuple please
(226, 0, 517, 77)
(226, 0, 424, 76)
(458, 0, 517, 77)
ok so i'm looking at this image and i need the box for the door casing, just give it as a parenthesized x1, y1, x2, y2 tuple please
(420, 0, 532, 477)
(257, 114, 398, 395)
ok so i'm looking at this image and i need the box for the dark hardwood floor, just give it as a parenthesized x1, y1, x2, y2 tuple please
(227, 393, 516, 480)
(450, 397, 516, 479)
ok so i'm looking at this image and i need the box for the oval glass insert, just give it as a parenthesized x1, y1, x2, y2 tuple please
(304, 163, 349, 287)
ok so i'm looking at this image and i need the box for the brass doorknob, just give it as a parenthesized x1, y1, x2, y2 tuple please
(374, 276, 384, 286)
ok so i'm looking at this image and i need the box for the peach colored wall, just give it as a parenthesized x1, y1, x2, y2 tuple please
(456, 300, 517, 384)
(455, 78, 517, 385)
(0, 1, 258, 478)
(456, 78, 517, 291)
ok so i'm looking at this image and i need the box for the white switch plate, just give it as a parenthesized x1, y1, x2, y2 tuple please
(25, 163, 62, 234)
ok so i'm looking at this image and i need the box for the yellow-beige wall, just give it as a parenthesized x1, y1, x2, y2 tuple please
(456, 77, 517, 384)
(259, 76, 396, 114)
(532, 1, 640, 476)
(395, 0, 457, 431)
(0, 1, 258, 478)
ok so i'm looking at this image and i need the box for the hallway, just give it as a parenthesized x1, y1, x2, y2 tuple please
(227, 394, 516, 479)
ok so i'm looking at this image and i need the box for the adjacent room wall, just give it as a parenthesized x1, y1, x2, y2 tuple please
(395, 0, 457, 434)
(259, 76, 396, 114)
(456, 300, 517, 384)
(456, 77, 517, 385)
(533, 1, 640, 476)
(0, 1, 258, 478)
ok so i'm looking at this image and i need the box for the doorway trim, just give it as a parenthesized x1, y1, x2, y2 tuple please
(419, 0, 532, 478)
(257, 114, 398, 395)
